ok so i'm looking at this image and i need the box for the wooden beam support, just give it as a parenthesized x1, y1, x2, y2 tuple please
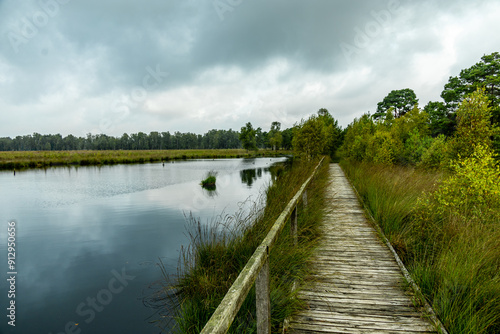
(256, 247, 271, 334)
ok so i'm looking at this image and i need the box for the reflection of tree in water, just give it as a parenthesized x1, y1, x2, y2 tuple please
(240, 168, 267, 187)
(268, 163, 286, 182)
(202, 185, 218, 197)
(240, 160, 288, 187)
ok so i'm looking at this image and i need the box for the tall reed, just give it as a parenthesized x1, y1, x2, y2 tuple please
(148, 157, 329, 333)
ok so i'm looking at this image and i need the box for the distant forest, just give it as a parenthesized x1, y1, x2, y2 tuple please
(0, 127, 294, 151)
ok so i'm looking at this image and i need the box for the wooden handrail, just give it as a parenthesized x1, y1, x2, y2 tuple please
(200, 157, 325, 334)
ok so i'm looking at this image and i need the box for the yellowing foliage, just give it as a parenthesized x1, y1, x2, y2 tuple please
(450, 88, 498, 159)
(415, 144, 500, 226)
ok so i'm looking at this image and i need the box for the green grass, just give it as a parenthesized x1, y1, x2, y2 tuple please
(201, 171, 217, 190)
(0, 149, 291, 170)
(340, 159, 500, 334)
(339, 160, 443, 258)
(149, 157, 330, 333)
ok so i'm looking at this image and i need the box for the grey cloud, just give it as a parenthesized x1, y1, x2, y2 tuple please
(0, 0, 499, 137)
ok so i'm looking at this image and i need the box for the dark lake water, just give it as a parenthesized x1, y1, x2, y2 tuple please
(0, 157, 286, 334)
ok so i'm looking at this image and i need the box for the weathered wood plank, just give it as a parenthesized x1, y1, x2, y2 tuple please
(290, 322, 435, 334)
(300, 285, 412, 298)
(303, 302, 422, 316)
(292, 314, 434, 331)
(256, 255, 271, 334)
(296, 310, 431, 324)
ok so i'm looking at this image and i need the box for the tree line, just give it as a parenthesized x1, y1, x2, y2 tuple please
(3, 52, 497, 159)
(340, 51, 500, 166)
(287, 52, 500, 163)
(0, 130, 238, 151)
(0, 126, 295, 152)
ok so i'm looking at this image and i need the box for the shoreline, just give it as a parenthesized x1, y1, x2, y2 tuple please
(0, 149, 291, 171)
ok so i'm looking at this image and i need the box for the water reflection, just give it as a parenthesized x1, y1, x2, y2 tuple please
(202, 186, 218, 197)
(240, 168, 266, 187)
(0, 157, 287, 334)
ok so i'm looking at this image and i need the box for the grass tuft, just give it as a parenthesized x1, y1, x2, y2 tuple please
(201, 171, 217, 189)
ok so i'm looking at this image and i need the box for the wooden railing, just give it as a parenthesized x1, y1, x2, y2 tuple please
(200, 157, 325, 334)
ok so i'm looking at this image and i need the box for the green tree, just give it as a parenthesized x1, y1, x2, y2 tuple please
(450, 88, 498, 159)
(375, 88, 419, 119)
(441, 52, 500, 123)
(239, 122, 257, 151)
(424, 101, 456, 137)
(418, 135, 450, 169)
(255, 127, 267, 149)
(268, 121, 282, 150)
(149, 131, 161, 149)
(281, 128, 293, 150)
(292, 115, 325, 159)
(317, 109, 343, 158)
(339, 113, 376, 161)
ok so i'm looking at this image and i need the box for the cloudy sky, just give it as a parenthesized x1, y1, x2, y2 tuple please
(1, 0, 499, 138)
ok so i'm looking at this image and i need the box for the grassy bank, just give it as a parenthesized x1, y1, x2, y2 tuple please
(340, 159, 500, 334)
(150, 157, 329, 333)
(0, 149, 290, 170)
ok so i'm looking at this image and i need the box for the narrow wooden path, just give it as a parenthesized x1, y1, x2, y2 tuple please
(287, 164, 437, 333)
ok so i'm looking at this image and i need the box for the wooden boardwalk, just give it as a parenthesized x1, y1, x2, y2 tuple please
(287, 164, 438, 333)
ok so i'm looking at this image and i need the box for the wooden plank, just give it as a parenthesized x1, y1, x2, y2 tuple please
(296, 309, 430, 324)
(300, 285, 413, 298)
(302, 302, 422, 316)
(307, 276, 406, 287)
(292, 314, 434, 331)
(256, 255, 271, 334)
(296, 293, 415, 306)
(289, 322, 435, 334)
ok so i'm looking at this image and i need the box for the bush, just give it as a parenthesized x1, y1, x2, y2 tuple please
(201, 171, 218, 189)
(414, 144, 500, 227)
(417, 135, 450, 169)
(449, 88, 498, 160)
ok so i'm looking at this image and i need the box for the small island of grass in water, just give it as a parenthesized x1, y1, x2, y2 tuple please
(201, 171, 217, 190)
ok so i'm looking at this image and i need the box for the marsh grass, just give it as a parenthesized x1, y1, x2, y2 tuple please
(340, 159, 500, 333)
(148, 157, 329, 333)
(201, 171, 218, 189)
(0, 149, 290, 170)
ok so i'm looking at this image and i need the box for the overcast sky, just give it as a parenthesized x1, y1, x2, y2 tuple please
(1, 0, 499, 138)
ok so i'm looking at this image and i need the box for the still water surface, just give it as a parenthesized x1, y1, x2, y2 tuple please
(0, 157, 285, 334)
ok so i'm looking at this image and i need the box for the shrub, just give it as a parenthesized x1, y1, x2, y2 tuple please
(449, 88, 498, 160)
(417, 135, 450, 170)
(201, 171, 218, 189)
(414, 144, 500, 227)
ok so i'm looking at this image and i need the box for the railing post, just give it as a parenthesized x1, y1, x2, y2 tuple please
(302, 190, 308, 207)
(256, 247, 271, 334)
(290, 207, 298, 246)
